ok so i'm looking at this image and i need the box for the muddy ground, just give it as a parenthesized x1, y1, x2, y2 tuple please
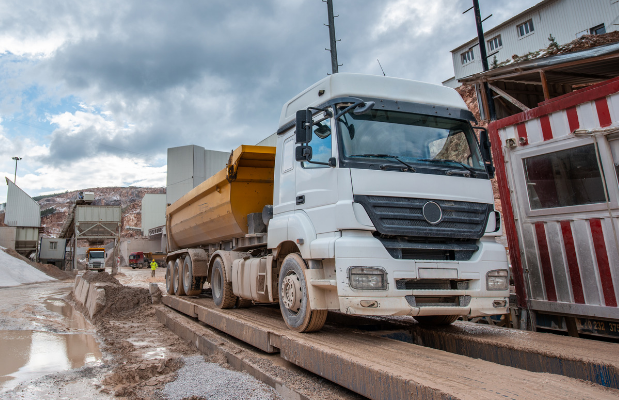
(0, 267, 279, 399)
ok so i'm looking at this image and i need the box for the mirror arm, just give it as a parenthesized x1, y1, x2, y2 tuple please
(334, 99, 365, 119)
(304, 160, 330, 166)
(307, 106, 333, 118)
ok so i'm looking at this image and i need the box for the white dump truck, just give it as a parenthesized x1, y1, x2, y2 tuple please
(165, 73, 509, 332)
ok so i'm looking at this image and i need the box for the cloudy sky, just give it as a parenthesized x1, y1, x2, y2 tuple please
(0, 0, 539, 203)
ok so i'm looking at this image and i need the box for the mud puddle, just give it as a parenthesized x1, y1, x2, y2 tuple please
(0, 289, 103, 392)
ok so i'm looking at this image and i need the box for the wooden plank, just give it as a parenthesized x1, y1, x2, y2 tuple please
(488, 84, 530, 111)
(540, 70, 551, 101)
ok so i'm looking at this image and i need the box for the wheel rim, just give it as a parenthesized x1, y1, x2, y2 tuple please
(174, 263, 179, 292)
(281, 272, 302, 313)
(184, 263, 191, 289)
(212, 267, 222, 299)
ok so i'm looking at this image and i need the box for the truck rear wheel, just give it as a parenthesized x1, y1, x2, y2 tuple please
(278, 253, 327, 333)
(414, 315, 459, 325)
(173, 259, 186, 296)
(211, 257, 236, 309)
(183, 255, 203, 296)
(165, 260, 175, 295)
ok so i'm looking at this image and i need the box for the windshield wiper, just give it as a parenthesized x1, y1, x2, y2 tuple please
(418, 158, 478, 177)
(350, 154, 416, 172)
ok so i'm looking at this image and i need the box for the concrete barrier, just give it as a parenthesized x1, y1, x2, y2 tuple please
(72, 275, 114, 319)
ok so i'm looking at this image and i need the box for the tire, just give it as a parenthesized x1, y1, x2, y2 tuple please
(182, 255, 203, 296)
(173, 259, 186, 296)
(211, 257, 236, 309)
(278, 253, 327, 333)
(165, 260, 175, 295)
(414, 315, 459, 326)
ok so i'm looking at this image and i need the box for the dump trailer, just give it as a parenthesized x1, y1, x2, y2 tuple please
(166, 73, 510, 332)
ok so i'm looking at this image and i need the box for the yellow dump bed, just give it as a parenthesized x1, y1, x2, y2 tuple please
(166, 145, 276, 251)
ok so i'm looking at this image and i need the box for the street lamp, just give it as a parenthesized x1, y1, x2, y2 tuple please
(12, 157, 22, 184)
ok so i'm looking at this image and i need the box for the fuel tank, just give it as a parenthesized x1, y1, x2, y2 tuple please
(166, 145, 275, 251)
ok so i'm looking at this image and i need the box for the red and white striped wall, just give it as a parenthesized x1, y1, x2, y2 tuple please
(489, 77, 619, 321)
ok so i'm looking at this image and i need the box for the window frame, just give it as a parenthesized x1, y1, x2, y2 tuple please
(511, 136, 619, 218)
(517, 19, 535, 39)
(590, 24, 606, 35)
(301, 111, 334, 169)
(487, 35, 503, 52)
(49, 241, 57, 250)
(461, 48, 475, 65)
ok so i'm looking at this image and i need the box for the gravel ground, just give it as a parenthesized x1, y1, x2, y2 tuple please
(162, 356, 281, 400)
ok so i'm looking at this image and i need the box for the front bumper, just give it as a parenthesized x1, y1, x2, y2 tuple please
(333, 232, 509, 317)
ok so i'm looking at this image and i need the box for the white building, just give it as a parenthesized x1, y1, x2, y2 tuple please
(446, 0, 619, 87)
(141, 193, 166, 236)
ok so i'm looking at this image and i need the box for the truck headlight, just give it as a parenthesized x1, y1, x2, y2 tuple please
(486, 269, 509, 291)
(349, 267, 387, 290)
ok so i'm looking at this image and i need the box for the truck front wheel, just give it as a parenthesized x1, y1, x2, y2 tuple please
(278, 253, 327, 333)
(165, 260, 175, 295)
(414, 315, 459, 325)
(211, 257, 236, 309)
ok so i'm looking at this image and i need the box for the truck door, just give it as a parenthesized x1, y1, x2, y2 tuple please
(295, 112, 339, 233)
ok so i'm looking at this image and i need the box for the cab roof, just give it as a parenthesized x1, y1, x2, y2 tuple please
(278, 73, 469, 130)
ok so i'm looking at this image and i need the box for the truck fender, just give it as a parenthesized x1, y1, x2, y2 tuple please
(208, 250, 248, 283)
(286, 211, 316, 260)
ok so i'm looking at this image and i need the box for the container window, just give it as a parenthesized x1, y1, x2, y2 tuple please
(49, 241, 57, 250)
(523, 144, 606, 210)
(610, 139, 619, 186)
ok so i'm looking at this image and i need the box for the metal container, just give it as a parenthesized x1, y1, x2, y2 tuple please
(490, 77, 619, 338)
(166, 145, 275, 251)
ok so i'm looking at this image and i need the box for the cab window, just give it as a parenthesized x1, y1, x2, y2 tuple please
(303, 115, 332, 169)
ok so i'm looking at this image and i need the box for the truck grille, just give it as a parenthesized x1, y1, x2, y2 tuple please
(354, 195, 491, 239)
(377, 237, 478, 261)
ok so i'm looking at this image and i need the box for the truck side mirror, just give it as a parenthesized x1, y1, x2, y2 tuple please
(478, 128, 495, 179)
(295, 145, 312, 162)
(296, 109, 313, 144)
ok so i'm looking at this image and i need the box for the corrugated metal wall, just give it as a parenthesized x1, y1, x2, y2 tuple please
(4, 178, 40, 227)
(141, 193, 166, 235)
(452, 0, 619, 80)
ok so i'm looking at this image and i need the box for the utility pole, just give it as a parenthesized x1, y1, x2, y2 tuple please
(471, 0, 496, 120)
(12, 156, 21, 184)
(325, 0, 340, 74)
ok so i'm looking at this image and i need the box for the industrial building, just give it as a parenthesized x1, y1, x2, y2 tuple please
(444, 0, 619, 88)
(0, 178, 41, 256)
(166, 145, 229, 205)
(141, 193, 166, 236)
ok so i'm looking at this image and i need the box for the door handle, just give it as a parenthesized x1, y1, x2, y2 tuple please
(296, 195, 305, 205)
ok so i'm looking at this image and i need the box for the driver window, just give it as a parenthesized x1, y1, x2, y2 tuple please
(303, 115, 332, 169)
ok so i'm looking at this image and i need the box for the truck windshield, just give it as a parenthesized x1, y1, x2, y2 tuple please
(337, 110, 484, 172)
(90, 251, 104, 259)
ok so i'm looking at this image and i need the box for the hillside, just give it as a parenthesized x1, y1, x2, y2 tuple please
(37, 187, 165, 238)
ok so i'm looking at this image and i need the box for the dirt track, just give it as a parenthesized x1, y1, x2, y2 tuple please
(0, 267, 279, 399)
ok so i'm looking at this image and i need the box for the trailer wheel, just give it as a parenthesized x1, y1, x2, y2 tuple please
(414, 315, 459, 325)
(212, 257, 236, 309)
(183, 255, 203, 296)
(173, 259, 186, 296)
(278, 253, 327, 333)
(165, 260, 175, 295)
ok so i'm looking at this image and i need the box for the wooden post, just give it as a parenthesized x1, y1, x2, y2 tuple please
(540, 70, 550, 101)
(478, 81, 491, 122)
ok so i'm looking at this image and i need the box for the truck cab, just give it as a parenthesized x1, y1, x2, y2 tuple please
(86, 247, 105, 272)
(269, 73, 508, 327)
(129, 252, 148, 269)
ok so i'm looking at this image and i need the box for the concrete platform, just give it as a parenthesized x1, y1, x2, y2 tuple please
(162, 295, 619, 400)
